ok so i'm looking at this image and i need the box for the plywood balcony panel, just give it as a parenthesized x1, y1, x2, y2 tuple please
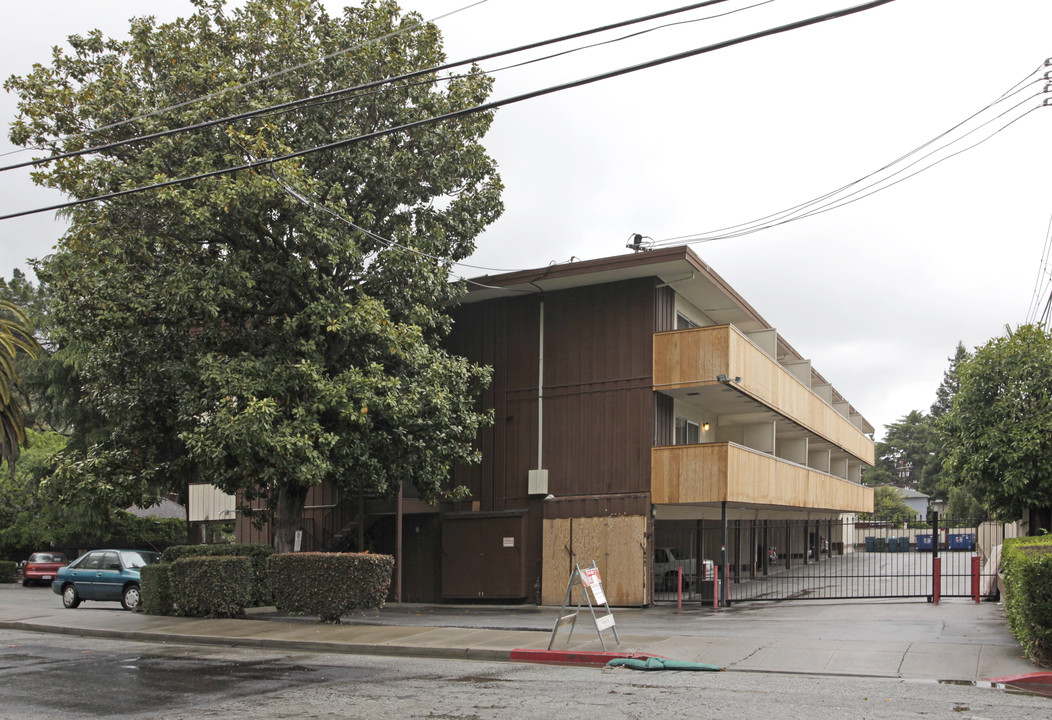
(654, 325, 875, 465)
(652, 443, 874, 514)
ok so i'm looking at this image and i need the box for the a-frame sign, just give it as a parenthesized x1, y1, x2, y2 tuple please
(548, 561, 620, 651)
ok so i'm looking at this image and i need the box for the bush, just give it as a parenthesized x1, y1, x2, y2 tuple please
(269, 552, 394, 623)
(0, 561, 16, 583)
(162, 543, 273, 606)
(169, 556, 251, 618)
(140, 563, 173, 616)
(1001, 536, 1052, 667)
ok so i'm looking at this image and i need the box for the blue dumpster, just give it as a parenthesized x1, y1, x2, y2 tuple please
(887, 537, 899, 553)
(916, 534, 933, 552)
(949, 533, 976, 551)
(865, 537, 875, 552)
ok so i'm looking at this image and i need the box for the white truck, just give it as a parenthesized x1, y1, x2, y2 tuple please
(653, 547, 713, 592)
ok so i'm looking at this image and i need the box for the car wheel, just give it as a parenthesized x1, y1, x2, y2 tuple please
(22, 578, 30, 587)
(62, 584, 81, 609)
(122, 584, 141, 611)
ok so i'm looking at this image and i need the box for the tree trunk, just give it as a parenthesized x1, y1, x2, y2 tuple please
(273, 482, 309, 553)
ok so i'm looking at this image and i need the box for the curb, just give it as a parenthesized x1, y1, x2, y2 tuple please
(510, 649, 663, 666)
(986, 672, 1052, 685)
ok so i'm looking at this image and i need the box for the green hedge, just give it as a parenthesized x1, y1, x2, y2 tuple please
(140, 563, 173, 616)
(0, 561, 16, 583)
(1001, 535, 1052, 667)
(162, 543, 273, 606)
(168, 556, 251, 618)
(269, 552, 394, 623)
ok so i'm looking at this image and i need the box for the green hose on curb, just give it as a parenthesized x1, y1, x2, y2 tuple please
(606, 657, 723, 671)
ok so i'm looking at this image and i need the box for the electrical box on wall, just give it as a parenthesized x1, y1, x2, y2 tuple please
(528, 469, 549, 495)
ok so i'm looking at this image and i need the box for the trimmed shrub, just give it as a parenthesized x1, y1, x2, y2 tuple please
(1001, 535, 1052, 667)
(169, 556, 251, 618)
(0, 561, 16, 583)
(269, 552, 394, 623)
(162, 543, 274, 606)
(140, 563, 173, 616)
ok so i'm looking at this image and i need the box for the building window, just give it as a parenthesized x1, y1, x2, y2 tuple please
(675, 417, 701, 445)
(676, 313, 699, 330)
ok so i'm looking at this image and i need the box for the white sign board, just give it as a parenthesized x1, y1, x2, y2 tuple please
(294, 530, 302, 552)
(582, 566, 607, 605)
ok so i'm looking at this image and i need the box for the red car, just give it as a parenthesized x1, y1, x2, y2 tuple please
(23, 552, 68, 587)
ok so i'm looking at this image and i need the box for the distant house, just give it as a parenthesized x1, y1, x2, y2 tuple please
(891, 486, 929, 519)
(233, 245, 876, 605)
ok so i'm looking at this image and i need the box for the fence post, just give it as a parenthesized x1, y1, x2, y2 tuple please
(713, 564, 719, 609)
(971, 555, 981, 603)
(933, 557, 941, 605)
(677, 567, 683, 609)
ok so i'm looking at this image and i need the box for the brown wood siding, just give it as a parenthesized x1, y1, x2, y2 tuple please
(541, 493, 651, 520)
(654, 284, 676, 333)
(449, 297, 541, 509)
(443, 277, 662, 601)
(542, 279, 656, 496)
(654, 392, 673, 447)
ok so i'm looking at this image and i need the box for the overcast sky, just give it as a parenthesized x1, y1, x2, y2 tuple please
(2, 0, 1051, 440)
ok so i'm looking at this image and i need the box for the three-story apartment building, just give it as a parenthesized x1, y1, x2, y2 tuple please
(230, 245, 874, 606)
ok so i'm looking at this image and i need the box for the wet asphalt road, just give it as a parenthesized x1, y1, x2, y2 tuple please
(3, 627, 1052, 720)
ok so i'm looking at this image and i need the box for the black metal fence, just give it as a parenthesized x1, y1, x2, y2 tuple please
(653, 516, 1003, 604)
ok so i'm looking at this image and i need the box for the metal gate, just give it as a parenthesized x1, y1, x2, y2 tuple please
(653, 516, 1003, 604)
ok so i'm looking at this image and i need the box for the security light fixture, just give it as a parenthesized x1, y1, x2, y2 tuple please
(717, 373, 728, 383)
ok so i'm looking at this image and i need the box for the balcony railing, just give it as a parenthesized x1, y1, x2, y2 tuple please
(652, 442, 874, 513)
(653, 325, 874, 465)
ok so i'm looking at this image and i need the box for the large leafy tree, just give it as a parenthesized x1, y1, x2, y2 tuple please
(921, 341, 969, 500)
(863, 410, 931, 488)
(5, 0, 502, 551)
(941, 324, 1052, 526)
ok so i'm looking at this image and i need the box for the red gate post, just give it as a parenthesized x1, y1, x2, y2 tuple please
(971, 555, 981, 603)
(713, 565, 719, 609)
(933, 557, 941, 605)
(677, 567, 683, 610)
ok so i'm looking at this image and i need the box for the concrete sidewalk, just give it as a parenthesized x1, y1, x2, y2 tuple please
(0, 596, 1038, 682)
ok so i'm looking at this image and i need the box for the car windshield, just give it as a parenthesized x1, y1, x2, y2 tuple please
(120, 551, 160, 569)
(28, 553, 63, 563)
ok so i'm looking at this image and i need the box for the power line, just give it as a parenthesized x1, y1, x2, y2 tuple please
(1, 0, 740, 174)
(0, 0, 898, 222)
(1026, 208, 1052, 327)
(0, 0, 494, 160)
(649, 65, 1049, 248)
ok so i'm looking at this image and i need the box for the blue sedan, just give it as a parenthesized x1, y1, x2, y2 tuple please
(52, 549, 161, 611)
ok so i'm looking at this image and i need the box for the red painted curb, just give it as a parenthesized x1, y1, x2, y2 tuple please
(986, 672, 1052, 685)
(510, 649, 663, 666)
